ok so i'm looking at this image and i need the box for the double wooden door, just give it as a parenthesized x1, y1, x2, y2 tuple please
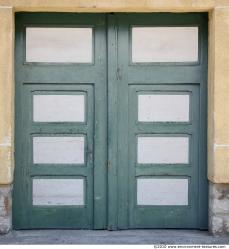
(13, 13, 208, 229)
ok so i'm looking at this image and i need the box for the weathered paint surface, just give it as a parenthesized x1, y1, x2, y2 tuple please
(0, 1, 229, 185)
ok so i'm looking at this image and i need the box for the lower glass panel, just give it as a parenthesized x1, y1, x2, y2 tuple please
(137, 178, 188, 206)
(137, 136, 189, 164)
(32, 178, 84, 206)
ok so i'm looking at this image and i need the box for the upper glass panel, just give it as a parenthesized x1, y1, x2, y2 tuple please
(26, 27, 93, 63)
(132, 27, 198, 63)
(33, 94, 85, 122)
(138, 94, 190, 122)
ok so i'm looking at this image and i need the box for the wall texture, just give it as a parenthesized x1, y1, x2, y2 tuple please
(208, 7, 229, 183)
(0, 7, 14, 185)
(0, 0, 229, 234)
(0, 0, 228, 12)
(209, 183, 229, 235)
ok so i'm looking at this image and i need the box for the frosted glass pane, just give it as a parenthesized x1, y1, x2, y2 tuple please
(137, 178, 188, 205)
(33, 95, 85, 122)
(26, 27, 92, 62)
(132, 27, 198, 62)
(33, 136, 84, 164)
(33, 179, 84, 205)
(138, 94, 189, 122)
(137, 136, 189, 164)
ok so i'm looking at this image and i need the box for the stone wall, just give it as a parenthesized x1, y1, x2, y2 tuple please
(209, 183, 229, 235)
(0, 185, 11, 234)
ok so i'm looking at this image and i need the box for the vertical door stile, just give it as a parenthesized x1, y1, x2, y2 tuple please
(107, 14, 119, 230)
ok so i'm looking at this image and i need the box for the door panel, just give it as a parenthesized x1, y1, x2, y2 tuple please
(13, 13, 107, 229)
(112, 13, 208, 229)
(27, 84, 93, 228)
(128, 84, 200, 228)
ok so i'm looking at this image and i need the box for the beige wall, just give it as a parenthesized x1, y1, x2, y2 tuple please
(208, 7, 229, 183)
(0, 0, 228, 12)
(0, 7, 14, 184)
(0, 0, 229, 184)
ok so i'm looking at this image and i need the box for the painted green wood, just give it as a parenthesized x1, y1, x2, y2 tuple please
(14, 12, 208, 230)
(111, 13, 208, 229)
(128, 85, 200, 228)
(13, 13, 107, 229)
(107, 14, 119, 231)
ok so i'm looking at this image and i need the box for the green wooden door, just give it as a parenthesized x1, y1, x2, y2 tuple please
(13, 13, 107, 229)
(13, 13, 208, 230)
(108, 13, 208, 229)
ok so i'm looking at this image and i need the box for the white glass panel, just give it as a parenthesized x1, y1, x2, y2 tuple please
(26, 27, 92, 63)
(33, 136, 84, 164)
(137, 178, 188, 205)
(137, 136, 189, 164)
(33, 95, 85, 122)
(33, 179, 84, 205)
(132, 27, 198, 62)
(138, 94, 189, 122)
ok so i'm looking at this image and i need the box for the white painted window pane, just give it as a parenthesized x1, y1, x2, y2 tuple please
(132, 27, 198, 62)
(33, 136, 85, 164)
(33, 179, 84, 205)
(137, 136, 189, 164)
(138, 94, 189, 122)
(26, 27, 92, 63)
(33, 95, 85, 122)
(137, 178, 188, 205)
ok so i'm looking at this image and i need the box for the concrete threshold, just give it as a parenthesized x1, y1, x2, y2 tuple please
(0, 229, 229, 244)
